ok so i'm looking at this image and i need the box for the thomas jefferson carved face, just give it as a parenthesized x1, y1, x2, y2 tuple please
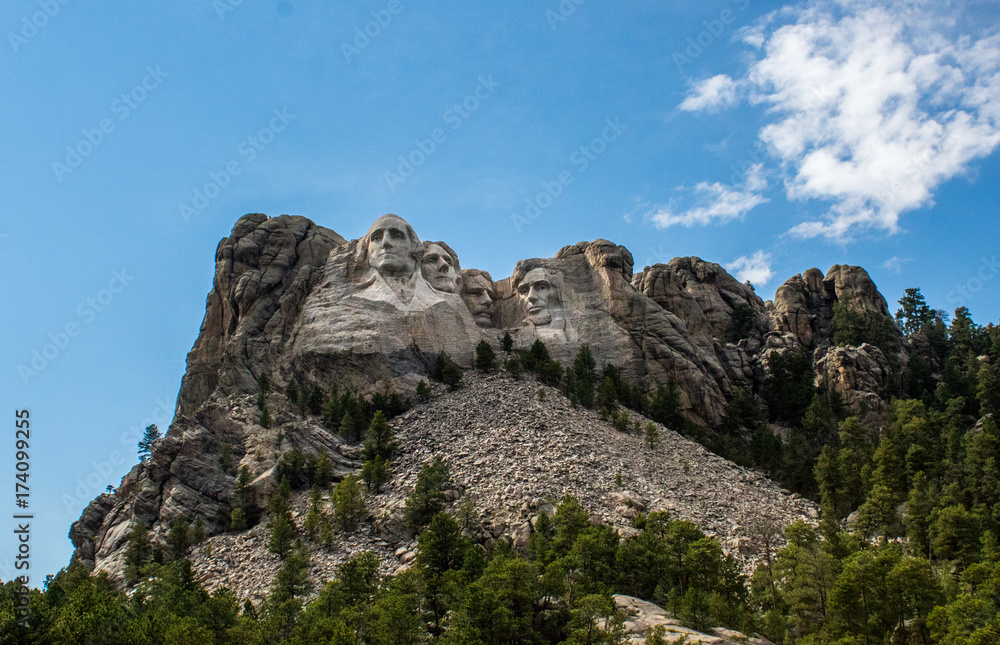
(365, 215, 420, 278)
(461, 271, 494, 326)
(421, 242, 460, 293)
(517, 268, 557, 326)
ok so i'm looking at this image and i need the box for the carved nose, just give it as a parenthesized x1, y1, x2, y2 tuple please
(527, 289, 538, 303)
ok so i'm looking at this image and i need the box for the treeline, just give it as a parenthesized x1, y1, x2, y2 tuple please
(1, 494, 748, 644)
(732, 291, 1000, 643)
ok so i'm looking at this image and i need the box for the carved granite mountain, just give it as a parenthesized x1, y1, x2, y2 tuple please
(68, 212, 901, 588)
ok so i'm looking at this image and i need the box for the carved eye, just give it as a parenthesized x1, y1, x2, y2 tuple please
(371, 230, 383, 242)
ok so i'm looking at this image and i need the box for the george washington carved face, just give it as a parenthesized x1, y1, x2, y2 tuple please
(364, 214, 421, 278)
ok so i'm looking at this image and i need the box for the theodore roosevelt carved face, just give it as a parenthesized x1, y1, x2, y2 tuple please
(461, 269, 494, 326)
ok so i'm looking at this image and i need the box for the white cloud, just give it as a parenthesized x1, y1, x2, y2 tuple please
(680, 0, 1000, 241)
(679, 74, 740, 112)
(645, 164, 769, 228)
(727, 250, 775, 285)
(881, 256, 911, 273)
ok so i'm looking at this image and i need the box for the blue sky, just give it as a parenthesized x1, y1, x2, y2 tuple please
(2, 0, 999, 583)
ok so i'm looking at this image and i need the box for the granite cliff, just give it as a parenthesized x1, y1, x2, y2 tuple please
(69, 212, 904, 595)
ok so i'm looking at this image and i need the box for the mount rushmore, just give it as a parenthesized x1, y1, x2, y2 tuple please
(69, 211, 900, 580)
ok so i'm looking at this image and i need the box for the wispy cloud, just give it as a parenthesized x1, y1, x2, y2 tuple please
(680, 74, 740, 112)
(644, 163, 769, 229)
(727, 250, 775, 285)
(681, 0, 1000, 242)
(882, 256, 912, 273)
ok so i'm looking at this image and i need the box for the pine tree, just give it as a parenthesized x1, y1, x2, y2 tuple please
(645, 422, 659, 449)
(977, 363, 1000, 418)
(167, 515, 190, 560)
(124, 523, 151, 585)
(320, 519, 334, 548)
(339, 410, 357, 442)
(285, 378, 300, 404)
(572, 343, 597, 408)
(230, 507, 247, 532)
(896, 288, 933, 335)
(304, 484, 323, 542)
(138, 424, 161, 462)
(362, 410, 399, 463)
(474, 340, 498, 371)
(259, 404, 272, 428)
(504, 356, 523, 380)
(267, 478, 296, 559)
(332, 475, 366, 532)
(442, 361, 463, 389)
(500, 331, 513, 353)
(650, 380, 685, 428)
(905, 471, 933, 558)
(404, 457, 452, 531)
(231, 465, 259, 529)
(416, 380, 432, 402)
(305, 383, 324, 416)
(362, 455, 390, 494)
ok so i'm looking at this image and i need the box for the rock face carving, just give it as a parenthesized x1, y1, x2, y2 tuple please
(352, 214, 444, 311)
(290, 215, 483, 384)
(421, 241, 461, 294)
(461, 269, 495, 327)
(68, 212, 909, 586)
(512, 264, 578, 345)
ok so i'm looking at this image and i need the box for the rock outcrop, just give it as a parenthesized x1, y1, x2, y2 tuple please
(765, 264, 901, 412)
(177, 213, 345, 415)
(814, 343, 892, 414)
(613, 595, 774, 644)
